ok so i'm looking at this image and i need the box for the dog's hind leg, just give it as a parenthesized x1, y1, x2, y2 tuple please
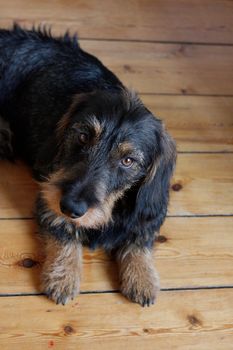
(0, 116, 14, 160)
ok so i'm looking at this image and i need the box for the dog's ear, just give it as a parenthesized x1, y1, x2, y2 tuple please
(134, 126, 176, 233)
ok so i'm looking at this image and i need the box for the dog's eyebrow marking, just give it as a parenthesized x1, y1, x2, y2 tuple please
(85, 115, 102, 139)
(116, 142, 144, 163)
(72, 116, 102, 144)
(118, 142, 134, 154)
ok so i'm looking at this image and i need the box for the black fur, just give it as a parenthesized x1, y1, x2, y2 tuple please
(0, 25, 176, 305)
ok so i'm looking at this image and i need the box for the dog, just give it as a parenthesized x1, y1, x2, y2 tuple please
(0, 25, 176, 307)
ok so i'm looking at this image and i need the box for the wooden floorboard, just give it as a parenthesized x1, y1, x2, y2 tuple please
(141, 95, 233, 152)
(0, 217, 232, 294)
(0, 290, 233, 350)
(80, 40, 233, 95)
(170, 154, 233, 215)
(0, 161, 37, 219)
(0, 154, 232, 218)
(0, 0, 233, 44)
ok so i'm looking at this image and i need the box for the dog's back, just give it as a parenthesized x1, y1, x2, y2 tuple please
(0, 25, 122, 104)
(0, 25, 122, 164)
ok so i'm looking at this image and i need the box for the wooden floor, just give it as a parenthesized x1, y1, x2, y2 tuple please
(1, 1, 233, 349)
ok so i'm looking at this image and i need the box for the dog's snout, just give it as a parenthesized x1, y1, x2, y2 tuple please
(60, 198, 88, 219)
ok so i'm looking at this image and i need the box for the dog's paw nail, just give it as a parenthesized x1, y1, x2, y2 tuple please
(121, 280, 158, 307)
(42, 276, 80, 305)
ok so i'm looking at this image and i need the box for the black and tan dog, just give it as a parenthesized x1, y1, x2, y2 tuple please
(0, 25, 176, 306)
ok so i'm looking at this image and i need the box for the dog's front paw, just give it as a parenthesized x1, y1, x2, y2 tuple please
(41, 267, 80, 305)
(118, 248, 160, 307)
(120, 266, 160, 307)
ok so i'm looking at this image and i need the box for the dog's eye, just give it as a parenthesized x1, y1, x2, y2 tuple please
(121, 157, 134, 168)
(78, 132, 89, 145)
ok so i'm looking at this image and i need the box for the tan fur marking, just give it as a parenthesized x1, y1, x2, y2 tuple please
(117, 246, 160, 306)
(87, 115, 102, 139)
(113, 142, 144, 165)
(144, 159, 158, 184)
(40, 169, 66, 217)
(118, 141, 134, 155)
(144, 126, 176, 184)
(41, 236, 82, 304)
(161, 125, 177, 166)
(73, 189, 124, 229)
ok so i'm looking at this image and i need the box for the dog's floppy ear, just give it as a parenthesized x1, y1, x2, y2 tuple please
(134, 126, 176, 233)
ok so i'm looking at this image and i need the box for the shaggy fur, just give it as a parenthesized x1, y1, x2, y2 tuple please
(0, 25, 176, 306)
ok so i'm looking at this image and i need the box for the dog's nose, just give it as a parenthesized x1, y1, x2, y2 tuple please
(60, 198, 88, 218)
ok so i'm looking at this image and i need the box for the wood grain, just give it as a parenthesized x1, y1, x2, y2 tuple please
(0, 217, 232, 294)
(0, 161, 37, 218)
(141, 95, 233, 152)
(0, 0, 233, 44)
(0, 154, 232, 218)
(80, 40, 233, 95)
(170, 154, 233, 215)
(0, 290, 233, 350)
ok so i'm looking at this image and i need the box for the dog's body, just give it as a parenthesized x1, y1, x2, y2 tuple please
(0, 25, 176, 306)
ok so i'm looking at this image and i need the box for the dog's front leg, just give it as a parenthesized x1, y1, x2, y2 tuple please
(41, 235, 82, 305)
(116, 245, 160, 307)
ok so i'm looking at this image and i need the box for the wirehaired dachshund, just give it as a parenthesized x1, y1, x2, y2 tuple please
(0, 25, 176, 306)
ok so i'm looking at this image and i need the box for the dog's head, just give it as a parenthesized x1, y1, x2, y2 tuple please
(39, 90, 176, 231)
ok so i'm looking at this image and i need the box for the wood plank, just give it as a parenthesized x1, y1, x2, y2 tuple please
(0, 154, 232, 218)
(80, 40, 233, 95)
(170, 154, 233, 215)
(0, 217, 232, 294)
(141, 95, 233, 152)
(0, 0, 233, 44)
(0, 161, 37, 218)
(0, 290, 232, 349)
